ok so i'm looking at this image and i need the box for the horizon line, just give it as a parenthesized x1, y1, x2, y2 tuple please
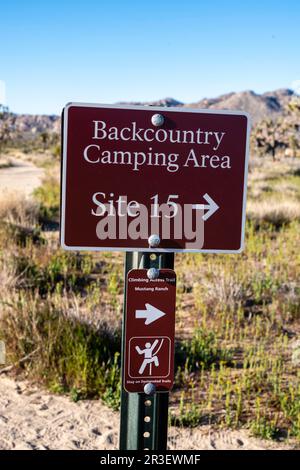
(4, 85, 297, 117)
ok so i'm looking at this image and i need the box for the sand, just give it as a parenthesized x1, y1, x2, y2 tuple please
(0, 158, 44, 197)
(0, 376, 296, 451)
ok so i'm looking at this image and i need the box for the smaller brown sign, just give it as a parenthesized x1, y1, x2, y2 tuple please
(124, 269, 176, 393)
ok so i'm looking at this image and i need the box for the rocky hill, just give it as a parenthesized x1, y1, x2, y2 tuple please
(185, 89, 295, 123)
(118, 97, 184, 108)
(119, 89, 297, 123)
(120, 88, 295, 124)
(1, 113, 60, 140)
(1, 89, 297, 141)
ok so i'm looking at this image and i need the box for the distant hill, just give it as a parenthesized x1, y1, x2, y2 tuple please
(118, 97, 184, 108)
(1, 113, 60, 141)
(184, 89, 295, 123)
(125, 88, 294, 123)
(121, 88, 295, 124)
(2, 89, 297, 140)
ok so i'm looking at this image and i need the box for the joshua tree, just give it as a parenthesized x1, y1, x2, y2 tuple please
(252, 97, 300, 160)
(288, 97, 300, 115)
(40, 131, 49, 151)
(252, 118, 286, 160)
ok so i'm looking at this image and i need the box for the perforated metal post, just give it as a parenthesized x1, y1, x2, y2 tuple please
(119, 251, 174, 450)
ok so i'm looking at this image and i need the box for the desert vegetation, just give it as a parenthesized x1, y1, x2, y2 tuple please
(0, 96, 300, 444)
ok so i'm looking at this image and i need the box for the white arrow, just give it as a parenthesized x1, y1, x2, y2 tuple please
(192, 193, 219, 221)
(135, 303, 166, 325)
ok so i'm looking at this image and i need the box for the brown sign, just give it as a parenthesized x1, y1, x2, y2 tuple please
(124, 269, 176, 393)
(61, 103, 250, 252)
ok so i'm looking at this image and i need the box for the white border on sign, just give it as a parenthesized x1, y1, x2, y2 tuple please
(127, 336, 171, 380)
(61, 102, 251, 253)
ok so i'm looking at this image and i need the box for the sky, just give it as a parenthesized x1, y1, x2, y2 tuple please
(1, 0, 300, 115)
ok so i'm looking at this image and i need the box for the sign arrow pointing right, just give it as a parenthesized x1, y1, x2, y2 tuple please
(135, 303, 166, 325)
(192, 193, 219, 221)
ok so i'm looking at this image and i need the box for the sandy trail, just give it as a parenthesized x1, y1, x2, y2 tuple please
(0, 158, 44, 197)
(0, 376, 296, 450)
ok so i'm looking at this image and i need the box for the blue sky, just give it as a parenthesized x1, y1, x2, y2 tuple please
(1, 0, 300, 115)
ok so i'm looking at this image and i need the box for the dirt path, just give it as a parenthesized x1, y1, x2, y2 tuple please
(0, 376, 296, 450)
(0, 158, 44, 197)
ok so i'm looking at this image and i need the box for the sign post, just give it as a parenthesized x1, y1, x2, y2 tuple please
(60, 102, 250, 451)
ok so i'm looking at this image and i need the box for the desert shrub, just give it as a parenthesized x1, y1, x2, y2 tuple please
(175, 328, 232, 372)
(12, 250, 95, 295)
(0, 292, 121, 407)
(0, 193, 39, 227)
(250, 398, 281, 439)
(251, 417, 281, 440)
(247, 199, 300, 228)
(33, 173, 60, 225)
(171, 391, 203, 427)
(0, 157, 14, 169)
(51, 144, 61, 160)
(0, 194, 44, 246)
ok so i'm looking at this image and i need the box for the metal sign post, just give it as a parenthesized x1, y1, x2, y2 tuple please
(119, 250, 174, 451)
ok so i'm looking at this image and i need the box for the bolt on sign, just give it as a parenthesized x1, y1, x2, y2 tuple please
(124, 269, 176, 393)
(60, 103, 250, 252)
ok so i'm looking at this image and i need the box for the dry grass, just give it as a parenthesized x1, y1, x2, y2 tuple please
(0, 157, 14, 169)
(247, 155, 300, 226)
(0, 192, 39, 228)
(247, 199, 300, 226)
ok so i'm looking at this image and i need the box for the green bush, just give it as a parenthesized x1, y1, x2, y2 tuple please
(0, 296, 121, 406)
(175, 328, 233, 372)
(14, 250, 94, 295)
(251, 417, 281, 440)
(33, 174, 60, 225)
